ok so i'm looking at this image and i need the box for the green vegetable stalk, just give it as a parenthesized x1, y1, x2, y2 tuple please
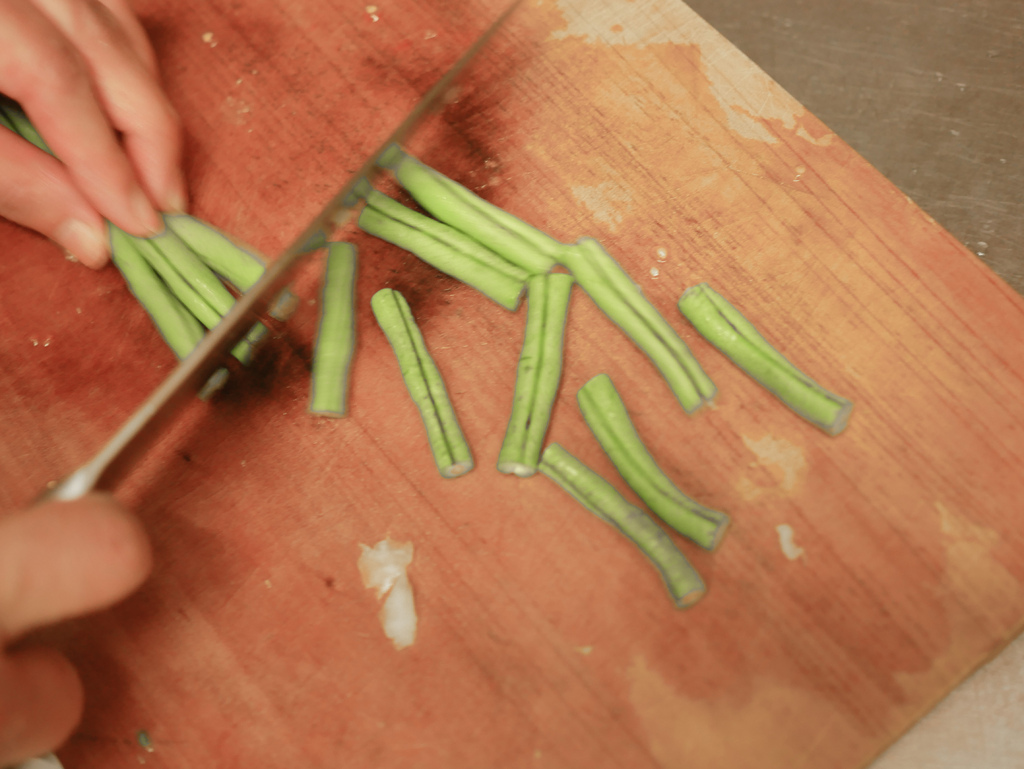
(539, 442, 706, 609)
(0, 99, 52, 154)
(678, 283, 853, 435)
(379, 145, 560, 275)
(359, 189, 529, 311)
(371, 288, 474, 478)
(310, 242, 358, 416)
(498, 273, 574, 476)
(558, 237, 715, 413)
(577, 374, 730, 550)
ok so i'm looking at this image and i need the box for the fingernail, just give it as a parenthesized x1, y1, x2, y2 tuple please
(56, 219, 109, 269)
(164, 172, 189, 213)
(131, 187, 162, 235)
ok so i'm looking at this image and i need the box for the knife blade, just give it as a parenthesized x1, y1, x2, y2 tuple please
(33, 0, 523, 506)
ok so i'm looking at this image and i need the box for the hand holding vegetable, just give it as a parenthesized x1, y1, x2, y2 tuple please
(0, 493, 151, 766)
(0, 0, 185, 269)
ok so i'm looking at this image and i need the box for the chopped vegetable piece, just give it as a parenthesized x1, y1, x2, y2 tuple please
(358, 539, 417, 650)
(371, 288, 473, 478)
(380, 146, 560, 274)
(163, 213, 298, 321)
(310, 242, 358, 416)
(558, 238, 715, 413)
(359, 190, 528, 311)
(498, 273, 574, 476)
(539, 442, 706, 609)
(678, 283, 853, 435)
(577, 373, 730, 551)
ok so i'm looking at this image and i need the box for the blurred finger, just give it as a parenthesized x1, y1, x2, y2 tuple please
(31, 0, 187, 213)
(0, 127, 109, 268)
(0, 0, 162, 235)
(0, 647, 82, 766)
(93, 0, 160, 74)
(0, 493, 152, 641)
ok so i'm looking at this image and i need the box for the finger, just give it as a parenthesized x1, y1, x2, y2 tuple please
(0, 493, 152, 640)
(94, 0, 160, 74)
(0, 647, 82, 766)
(0, 0, 163, 235)
(0, 127, 109, 268)
(31, 0, 187, 213)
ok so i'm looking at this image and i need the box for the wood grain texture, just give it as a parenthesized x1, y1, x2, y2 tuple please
(2, 0, 1024, 767)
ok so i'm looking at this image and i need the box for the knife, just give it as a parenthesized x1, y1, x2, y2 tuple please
(32, 0, 523, 507)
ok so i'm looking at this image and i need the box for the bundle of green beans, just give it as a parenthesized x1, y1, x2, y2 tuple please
(0, 102, 283, 382)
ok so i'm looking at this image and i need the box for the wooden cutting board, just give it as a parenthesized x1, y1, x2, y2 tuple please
(3, 0, 1024, 767)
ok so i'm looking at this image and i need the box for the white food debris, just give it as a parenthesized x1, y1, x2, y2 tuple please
(358, 539, 417, 650)
(365, 4, 378, 11)
(775, 524, 805, 561)
(655, 247, 668, 261)
(424, 30, 437, 40)
(649, 267, 660, 277)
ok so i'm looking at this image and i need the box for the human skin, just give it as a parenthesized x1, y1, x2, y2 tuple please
(0, 0, 186, 268)
(0, 494, 152, 765)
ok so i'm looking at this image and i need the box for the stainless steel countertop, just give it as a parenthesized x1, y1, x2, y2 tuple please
(686, 0, 1023, 297)
(682, 1, 1024, 765)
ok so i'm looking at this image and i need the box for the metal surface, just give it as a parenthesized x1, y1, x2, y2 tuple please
(34, 0, 523, 505)
(684, 0, 1023, 296)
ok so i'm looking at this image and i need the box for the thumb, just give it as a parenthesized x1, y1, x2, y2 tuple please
(0, 493, 152, 641)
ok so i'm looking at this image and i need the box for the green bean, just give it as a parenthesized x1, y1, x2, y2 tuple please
(678, 283, 853, 435)
(558, 238, 715, 413)
(380, 146, 560, 274)
(498, 273, 574, 476)
(538, 442, 706, 609)
(577, 373, 730, 551)
(359, 190, 527, 311)
(310, 242, 358, 416)
(371, 288, 473, 478)
(0, 100, 52, 155)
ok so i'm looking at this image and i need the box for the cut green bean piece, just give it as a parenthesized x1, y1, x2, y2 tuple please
(0, 101, 52, 155)
(498, 273, 574, 477)
(109, 225, 204, 360)
(371, 288, 473, 478)
(359, 191, 527, 311)
(678, 283, 853, 435)
(558, 238, 715, 413)
(380, 146, 559, 274)
(578, 373, 730, 551)
(310, 242, 358, 416)
(539, 443, 706, 609)
(0, 109, 15, 134)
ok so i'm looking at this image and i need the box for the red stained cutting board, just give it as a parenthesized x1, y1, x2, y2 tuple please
(3, 0, 1024, 767)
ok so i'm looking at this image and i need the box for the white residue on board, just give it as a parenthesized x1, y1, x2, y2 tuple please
(649, 267, 660, 278)
(775, 524, 805, 561)
(655, 247, 668, 262)
(202, 32, 217, 47)
(358, 539, 417, 650)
